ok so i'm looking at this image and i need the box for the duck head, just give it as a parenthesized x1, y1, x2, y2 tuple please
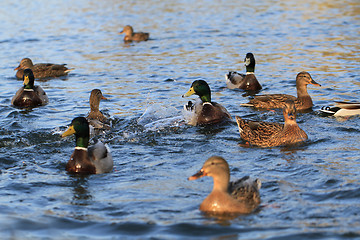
(244, 53, 255, 73)
(119, 25, 134, 35)
(182, 80, 212, 103)
(15, 58, 34, 70)
(283, 100, 297, 123)
(62, 117, 90, 148)
(90, 89, 107, 111)
(23, 69, 35, 90)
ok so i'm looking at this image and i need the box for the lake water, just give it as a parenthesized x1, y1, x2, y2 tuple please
(1, 0, 359, 239)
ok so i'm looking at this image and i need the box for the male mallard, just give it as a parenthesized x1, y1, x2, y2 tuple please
(225, 52, 262, 91)
(11, 68, 48, 108)
(86, 89, 109, 129)
(15, 58, 73, 79)
(182, 80, 231, 126)
(320, 101, 360, 117)
(236, 100, 308, 147)
(61, 117, 113, 174)
(188, 156, 261, 214)
(241, 71, 321, 110)
(119, 25, 149, 42)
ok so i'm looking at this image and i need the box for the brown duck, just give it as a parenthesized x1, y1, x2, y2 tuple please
(11, 68, 48, 108)
(241, 71, 320, 110)
(236, 100, 308, 147)
(225, 52, 262, 91)
(119, 25, 149, 42)
(15, 58, 73, 79)
(86, 89, 110, 130)
(182, 80, 231, 126)
(188, 156, 261, 214)
(61, 117, 113, 174)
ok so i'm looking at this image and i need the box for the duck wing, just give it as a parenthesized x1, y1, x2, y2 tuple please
(88, 140, 113, 174)
(244, 94, 296, 109)
(229, 176, 261, 206)
(225, 71, 245, 89)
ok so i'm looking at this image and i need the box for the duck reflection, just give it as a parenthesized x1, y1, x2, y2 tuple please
(69, 175, 93, 206)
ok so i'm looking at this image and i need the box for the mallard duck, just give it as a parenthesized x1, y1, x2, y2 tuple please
(241, 71, 321, 110)
(236, 100, 308, 147)
(225, 52, 262, 91)
(61, 117, 113, 174)
(182, 80, 231, 126)
(15, 58, 73, 79)
(188, 156, 261, 214)
(86, 89, 108, 123)
(11, 68, 48, 108)
(320, 101, 360, 117)
(119, 25, 149, 42)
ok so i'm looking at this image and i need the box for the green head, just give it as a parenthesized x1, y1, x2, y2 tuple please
(183, 80, 211, 103)
(23, 69, 35, 89)
(244, 52, 256, 73)
(61, 117, 90, 148)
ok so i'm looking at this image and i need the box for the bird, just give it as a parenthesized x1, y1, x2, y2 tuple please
(225, 52, 262, 91)
(236, 100, 308, 147)
(11, 68, 48, 108)
(14, 58, 73, 79)
(61, 117, 113, 174)
(188, 156, 261, 214)
(119, 25, 149, 42)
(241, 71, 321, 111)
(182, 80, 231, 126)
(320, 101, 360, 117)
(86, 89, 110, 129)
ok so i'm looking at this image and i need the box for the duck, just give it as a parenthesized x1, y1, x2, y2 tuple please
(320, 101, 360, 117)
(241, 71, 321, 111)
(236, 100, 308, 147)
(15, 57, 73, 79)
(188, 156, 261, 214)
(119, 25, 149, 42)
(61, 117, 113, 174)
(225, 52, 262, 91)
(86, 89, 110, 129)
(11, 68, 49, 108)
(182, 80, 231, 126)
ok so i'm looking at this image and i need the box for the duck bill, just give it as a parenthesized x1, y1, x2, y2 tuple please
(61, 125, 76, 138)
(310, 79, 321, 87)
(101, 96, 107, 100)
(182, 87, 195, 97)
(119, 31, 124, 34)
(23, 76, 30, 86)
(188, 169, 206, 180)
(14, 65, 21, 71)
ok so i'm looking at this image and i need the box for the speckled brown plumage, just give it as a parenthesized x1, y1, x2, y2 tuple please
(236, 100, 308, 147)
(242, 71, 320, 110)
(119, 25, 149, 42)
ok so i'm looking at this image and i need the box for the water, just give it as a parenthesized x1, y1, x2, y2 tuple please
(1, 0, 359, 239)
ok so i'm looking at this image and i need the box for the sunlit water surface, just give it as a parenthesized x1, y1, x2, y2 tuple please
(0, 0, 359, 239)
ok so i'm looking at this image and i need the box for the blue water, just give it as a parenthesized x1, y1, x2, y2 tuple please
(0, 0, 360, 239)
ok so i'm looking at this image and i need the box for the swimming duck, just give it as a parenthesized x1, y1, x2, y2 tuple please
(119, 25, 149, 42)
(236, 100, 308, 147)
(11, 68, 49, 108)
(15, 58, 73, 79)
(61, 117, 113, 174)
(86, 89, 109, 129)
(320, 101, 360, 117)
(182, 80, 231, 126)
(188, 156, 261, 214)
(241, 71, 321, 110)
(225, 52, 262, 91)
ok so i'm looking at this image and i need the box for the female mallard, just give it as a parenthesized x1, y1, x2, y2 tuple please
(188, 156, 261, 214)
(225, 52, 262, 91)
(86, 89, 109, 129)
(241, 71, 321, 110)
(119, 25, 149, 42)
(236, 100, 308, 147)
(11, 68, 48, 108)
(15, 58, 73, 79)
(61, 117, 113, 174)
(182, 80, 231, 126)
(320, 101, 360, 117)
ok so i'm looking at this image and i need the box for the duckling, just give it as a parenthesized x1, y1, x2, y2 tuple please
(61, 117, 113, 174)
(320, 101, 360, 117)
(11, 68, 48, 108)
(225, 53, 262, 91)
(15, 58, 73, 79)
(188, 156, 261, 214)
(241, 71, 321, 110)
(119, 25, 149, 42)
(182, 80, 231, 126)
(236, 100, 308, 147)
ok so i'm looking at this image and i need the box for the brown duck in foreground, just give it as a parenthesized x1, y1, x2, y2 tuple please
(15, 58, 73, 79)
(119, 25, 149, 42)
(236, 100, 308, 147)
(241, 71, 321, 110)
(11, 68, 48, 108)
(188, 156, 261, 215)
